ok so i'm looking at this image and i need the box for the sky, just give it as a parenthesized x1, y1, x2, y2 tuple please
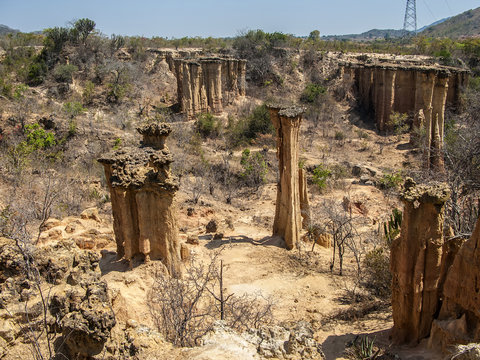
(0, 0, 479, 38)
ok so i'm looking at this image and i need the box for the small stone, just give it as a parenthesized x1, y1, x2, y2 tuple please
(187, 207, 195, 216)
(213, 233, 223, 240)
(126, 319, 138, 329)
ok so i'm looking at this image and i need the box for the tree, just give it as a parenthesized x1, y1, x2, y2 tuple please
(73, 18, 96, 45)
(308, 30, 320, 42)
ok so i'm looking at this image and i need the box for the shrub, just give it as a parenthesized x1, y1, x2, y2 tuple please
(240, 148, 268, 188)
(82, 81, 95, 105)
(228, 105, 273, 147)
(53, 64, 78, 83)
(363, 247, 391, 298)
(334, 131, 346, 141)
(63, 101, 86, 119)
(195, 113, 221, 138)
(387, 112, 409, 136)
(300, 83, 327, 103)
(379, 172, 403, 189)
(312, 164, 331, 191)
(24, 123, 56, 149)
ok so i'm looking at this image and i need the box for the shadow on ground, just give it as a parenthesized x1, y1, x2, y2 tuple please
(204, 234, 285, 249)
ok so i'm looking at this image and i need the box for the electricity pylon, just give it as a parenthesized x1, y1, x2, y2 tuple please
(403, 0, 417, 33)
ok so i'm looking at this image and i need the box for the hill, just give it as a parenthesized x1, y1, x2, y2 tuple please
(322, 28, 408, 41)
(421, 7, 480, 38)
(0, 24, 19, 35)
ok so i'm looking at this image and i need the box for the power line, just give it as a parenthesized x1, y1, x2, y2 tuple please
(444, 0, 453, 15)
(421, 0, 436, 21)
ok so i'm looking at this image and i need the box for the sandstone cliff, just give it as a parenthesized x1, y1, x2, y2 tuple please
(390, 179, 450, 344)
(268, 105, 305, 250)
(174, 57, 247, 118)
(98, 123, 181, 275)
(429, 216, 480, 350)
(342, 62, 468, 171)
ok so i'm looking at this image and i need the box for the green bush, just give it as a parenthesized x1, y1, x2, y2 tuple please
(195, 113, 221, 138)
(82, 81, 95, 105)
(379, 172, 403, 189)
(240, 148, 268, 188)
(53, 64, 78, 83)
(300, 83, 327, 103)
(228, 105, 273, 146)
(63, 101, 86, 119)
(26, 60, 47, 86)
(387, 112, 409, 135)
(312, 164, 331, 191)
(24, 123, 56, 149)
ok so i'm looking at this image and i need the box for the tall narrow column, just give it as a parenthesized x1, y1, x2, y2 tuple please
(267, 105, 305, 250)
(391, 179, 450, 344)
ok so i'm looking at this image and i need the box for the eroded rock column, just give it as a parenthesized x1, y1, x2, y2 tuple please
(268, 105, 305, 250)
(391, 179, 450, 344)
(299, 167, 310, 229)
(99, 123, 181, 275)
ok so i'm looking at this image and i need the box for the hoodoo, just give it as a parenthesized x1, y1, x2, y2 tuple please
(390, 178, 450, 344)
(268, 105, 305, 250)
(174, 57, 247, 119)
(99, 123, 181, 275)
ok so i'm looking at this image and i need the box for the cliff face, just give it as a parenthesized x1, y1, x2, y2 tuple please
(268, 105, 305, 250)
(98, 123, 181, 275)
(391, 179, 480, 350)
(390, 179, 451, 344)
(430, 216, 480, 349)
(174, 57, 247, 119)
(343, 63, 468, 170)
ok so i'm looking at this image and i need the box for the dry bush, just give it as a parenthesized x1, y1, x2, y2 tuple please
(148, 252, 274, 347)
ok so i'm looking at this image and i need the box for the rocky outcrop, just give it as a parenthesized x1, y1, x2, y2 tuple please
(268, 105, 305, 250)
(390, 179, 451, 344)
(429, 216, 480, 350)
(0, 238, 116, 359)
(342, 62, 468, 170)
(174, 57, 247, 118)
(98, 123, 181, 275)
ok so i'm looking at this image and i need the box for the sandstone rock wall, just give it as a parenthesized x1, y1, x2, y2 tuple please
(99, 123, 181, 275)
(174, 57, 247, 118)
(343, 63, 468, 171)
(432, 216, 480, 348)
(268, 105, 305, 250)
(390, 179, 451, 344)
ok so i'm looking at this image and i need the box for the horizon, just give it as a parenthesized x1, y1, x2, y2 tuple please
(0, 0, 479, 38)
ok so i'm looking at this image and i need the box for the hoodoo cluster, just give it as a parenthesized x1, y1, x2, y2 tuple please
(173, 57, 246, 118)
(98, 123, 181, 275)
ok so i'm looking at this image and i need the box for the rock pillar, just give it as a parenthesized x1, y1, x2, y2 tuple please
(98, 123, 181, 275)
(299, 168, 310, 229)
(390, 178, 450, 344)
(174, 57, 246, 119)
(268, 105, 305, 250)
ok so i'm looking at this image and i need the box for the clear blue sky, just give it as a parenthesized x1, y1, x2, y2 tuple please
(0, 0, 478, 38)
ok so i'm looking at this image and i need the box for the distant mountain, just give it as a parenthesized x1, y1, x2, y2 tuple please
(0, 24, 20, 35)
(420, 7, 480, 38)
(322, 29, 408, 41)
(418, 18, 449, 33)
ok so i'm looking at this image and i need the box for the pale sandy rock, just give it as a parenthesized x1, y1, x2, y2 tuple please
(174, 57, 246, 119)
(80, 207, 101, 222)
(316, 233, 332, 248)
(99, 123, 181, 275)
(390, 178, 450, 344)
(342, 62, 468, 171)
(268, 105, 306, 250)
